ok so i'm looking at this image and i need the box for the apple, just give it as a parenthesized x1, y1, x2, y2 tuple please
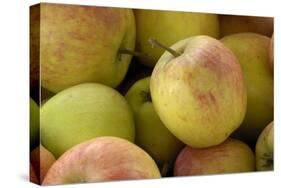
(174, 138, 255, 176)
(134, 9, 219, 67)
(30, 4, 40, 90)
(42, 137, 161, 185)
(41, 83, 135, 158)
(36, 3, 136, 93)
(41, 87, 54, 103)
(31, 145, 56, 183)
(125, 77, 184, 172)
(30, 163, 39, 184)
(269, 34, 274, 71)
(150, 36, 247, 148)
(219, 15, 273, 37)
(221, 33, 273, 145)
(256, 121, 274, 171)
(30, 98, 39, 150)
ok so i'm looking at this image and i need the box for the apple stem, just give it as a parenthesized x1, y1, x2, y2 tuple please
(160, 162, 169, 177)
(118, 48, 150, 59)
(148, 38, 181, 57)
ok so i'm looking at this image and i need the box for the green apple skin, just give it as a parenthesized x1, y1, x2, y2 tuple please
(134, 9, 219, 67)
(30, 98, 39, 150)
(174, 138, 255, 176)
(41, 83, 135, 158)
(150, 36, 247, 148)
(39, 3, 136, 93)
(43, 137, 161, 185)
(219, 15, 273, 37)
(125, 77, 184, 169)
(255, 121, 274, 171)
(221, 33, 273, 145)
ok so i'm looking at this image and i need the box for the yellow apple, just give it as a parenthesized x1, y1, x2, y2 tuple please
(35, 3, 136, 93)
(221, 33, 273, 145)
(134, 9, 219, 67)
(220, 15, 273, 37)
(150, 36, 247, 148)
(256, 121, 274, 171)
(125, 77, 184, 172)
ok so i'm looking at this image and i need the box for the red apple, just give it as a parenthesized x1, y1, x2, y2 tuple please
(174, 138, 255, 176)
(30, 145, 56, 183)
(42, 137, 161, 185)
(30, 163, 39, 184)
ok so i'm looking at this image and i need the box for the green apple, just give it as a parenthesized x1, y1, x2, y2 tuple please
(219, 15, 273, 37)
(134, 9, 219, 67)
(221, 33, 273, 145)
(150, 36, 247, 148)
(256, 121, 274, 171)
(30, 98, 39, 150)
(38, 3, 136, 93)
(43, 137, 161, 185)
(125, 77, 184, 171)
(174, 138, 255, 176)
(41, 83, 135, 158)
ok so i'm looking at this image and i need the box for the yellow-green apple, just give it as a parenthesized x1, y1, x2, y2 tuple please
(125, 77, 184, 172)
(174, 138, 255, 176)
(150, 36, 247, 148)
(269, 34, 274, 71)
(42, 137, 161, 185)
(31, 145, 56, 183)
(134, 9, 219, 67)
(38, 3, 136, 93)
(221, 33, 273, 145)
(41, 83, 135, 158)
(30, 163, 39, 184)
(256, 121, 274, 171)
(30, 98, 39, 150)
(219, 15, 273, 37)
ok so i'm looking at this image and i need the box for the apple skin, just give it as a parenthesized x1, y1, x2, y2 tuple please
(31, 145, 56, 183)
(221, 33, 273, 145)
(30, 98, 39, 150)
(30, 163, 39, 184)
(30, 4, 40, 90)
(150, 35, 247, 148)
(174, 138, 255, 176)
(125, 77, 184, 171)
(134, 9, 219, 67)
(255, 121, 274, 171)
(219, 15, 273, 37)
(42, 137, 161, 185)
(269, 34, 274, 71)
(41, 83, 135, 158)
(38, 3, 135, 93)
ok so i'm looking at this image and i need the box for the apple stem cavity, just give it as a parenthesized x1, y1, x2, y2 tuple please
(160, 162, 169, 177)
(148, 38, 181, 57)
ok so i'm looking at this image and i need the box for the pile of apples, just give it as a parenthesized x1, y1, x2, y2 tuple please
(29, 3, 274, 186)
